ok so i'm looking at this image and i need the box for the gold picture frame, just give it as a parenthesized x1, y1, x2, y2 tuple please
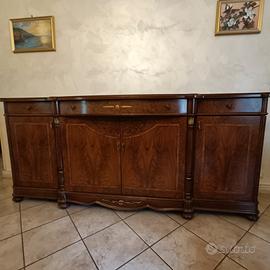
(215, 0, 264, 35)
(9, 16, 56, 53)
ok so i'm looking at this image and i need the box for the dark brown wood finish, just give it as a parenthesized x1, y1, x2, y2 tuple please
(61, 117, 122, 194)
(7, 117, 58, 190)
(1, 93, 269, 220)
(194, 116, 261, 201)
(59, 99, 187, 116)
(121, 117, 186, 199)
(5, 101, 54, 115)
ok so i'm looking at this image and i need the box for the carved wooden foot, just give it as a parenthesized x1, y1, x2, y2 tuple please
(12, 196, 24, 203)
(57, 191, 68, 209)
(58, 200, 68, 209)
(182, 211, 194, 220)
(247, 213, 259, 221)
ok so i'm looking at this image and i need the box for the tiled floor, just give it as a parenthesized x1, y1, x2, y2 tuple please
(1, 176, 270, 269)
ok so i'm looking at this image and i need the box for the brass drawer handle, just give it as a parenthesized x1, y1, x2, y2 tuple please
(102, 104, 132, 110)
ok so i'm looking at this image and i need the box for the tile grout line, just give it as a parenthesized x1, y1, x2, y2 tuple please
(19, 202, 26, 269)
(0, 207, 140, 243)
(247, 231, 270, 244)
(66, 204, 94, 216)
(217, 214, 255, 231)
(213, 229, 250, 270)
(149, 248, 173, 270)
(81, 219, 123, 240)
(3, 199, 270, 269)
(120, 218, 176, 270)
(164, 212, 190, 226)
(22, 214, 68, 234)
(113, 209, 138, 220)
(182, 225, 229, 255)
(179, 224, 238, 270)
(225, 257, 249, 270)
(24, 239, 82, 268)
(0, 231, 22, 242)
(20, 206, 100, 268)
(0, 209, 72, 243)
(114, 247, 152, 270)
(20, 200, 48, 212)
(66, 209, 100, 270)
(213, 205, 270, 270)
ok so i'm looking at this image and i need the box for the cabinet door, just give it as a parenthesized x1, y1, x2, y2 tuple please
(121, 117, 186, 199)
(8, 117, 58, 189)
(194, 116, 261, 201)
(61, 118, 121, 194)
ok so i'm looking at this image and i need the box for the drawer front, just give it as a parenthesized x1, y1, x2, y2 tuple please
(59, 99, 187, 115)
(6, 102, 54, 115)
(197, 98, 262, 114)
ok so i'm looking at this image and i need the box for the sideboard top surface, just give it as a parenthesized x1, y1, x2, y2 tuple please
(1, 92, 269, 102)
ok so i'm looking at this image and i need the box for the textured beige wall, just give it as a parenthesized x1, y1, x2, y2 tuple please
(0, 0, 269, 187)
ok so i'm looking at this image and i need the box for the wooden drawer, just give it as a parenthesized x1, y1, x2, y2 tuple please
(197, 98, 262, 114)
(59, 99, 187, 115)
(5, 102, 54, 115)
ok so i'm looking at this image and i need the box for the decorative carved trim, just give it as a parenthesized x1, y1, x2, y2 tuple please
(101, 199, 143, 207)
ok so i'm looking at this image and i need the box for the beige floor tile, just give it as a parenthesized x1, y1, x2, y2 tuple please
(0, 185, 12, 201)
(152, 227, 224, 270)
(20, 199, 46, 211)
(26, 241, 97, 270)
(21, 202, 67, 231)
(229, 232, 270, 270)
(250, 207, 270, 242)
(119, 249, 170, 270)
(166, 212, 187, 225)
(23, 216, 80, 265)
(0, 212, 21, 240)
(84, 221, 147, 270)
(258, 192, 270, 214)
(0, 197, 19, 218)
(0, 178, 13, 188)
(0, 234, 24, 270)
(66, 203, 88, 214)
(219, 214, 254, 230)
(216, 257, 246, 270)
(125, 210, 179, 245)
(184, 214, 245, 253)
(115, 210, 137, 219)
(71, 206, 120, 238)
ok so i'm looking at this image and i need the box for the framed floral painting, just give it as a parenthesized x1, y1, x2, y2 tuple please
(9, 16, 56, 53)
(215, 0, 264, 35)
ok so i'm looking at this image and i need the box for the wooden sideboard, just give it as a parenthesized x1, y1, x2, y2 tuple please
(2, 93, 269, 220)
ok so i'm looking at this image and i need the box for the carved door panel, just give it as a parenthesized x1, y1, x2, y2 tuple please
(121, 117, 186, 199)
(61, 118, 121, 194)
(8, 117, 58, 188)
(194, 116, 261, 201)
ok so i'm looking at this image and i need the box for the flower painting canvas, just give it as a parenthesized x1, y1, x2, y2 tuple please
(9, 16, 56, 53)
(215, 0, 264, 35)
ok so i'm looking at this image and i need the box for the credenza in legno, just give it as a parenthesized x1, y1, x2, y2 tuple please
(2, 93, 269, 220)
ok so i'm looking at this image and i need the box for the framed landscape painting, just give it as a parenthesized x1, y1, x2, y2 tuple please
(9, 16, 56, 53)
(215, 0, 264, 35)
